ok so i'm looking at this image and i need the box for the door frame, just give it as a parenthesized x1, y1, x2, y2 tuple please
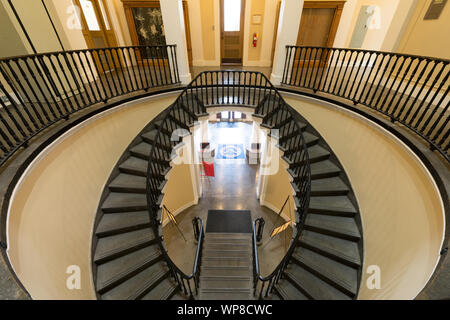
(220, 0, 246, 65)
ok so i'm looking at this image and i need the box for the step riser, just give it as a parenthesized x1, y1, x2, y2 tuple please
(310, 190, 349, 197)
(96, 223, 151, 238)
(307, 209, 355, 218)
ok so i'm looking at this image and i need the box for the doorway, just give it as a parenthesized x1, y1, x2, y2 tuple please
(220, 0, 245, 65)
(294, 1, 344, 67)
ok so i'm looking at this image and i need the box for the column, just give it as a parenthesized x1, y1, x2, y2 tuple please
(270, 0, 304, 85)
(160, 0, 192, 84)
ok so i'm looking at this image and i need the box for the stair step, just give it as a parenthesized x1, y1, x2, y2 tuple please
(206, 233, 252, 240)
(141, 278, 179, 300)
(199, 289, 252, 300)
(308, 196, 357, 217)
(96, 245, 162, 294)
(101, 192, 147, 213)
(298, 230, 361, 268)
(285, 264, 351, 300)
(109, 174, 146, 194)
(130, 142, 152, 160)
(274, 279, 309, 300)
(292, 248, 358, 297)
(205, 237, 251, 245)
(94, 228, 157, 264)
(311, 177, 349, 196)
(201, 267, 251, 277)
(141, 130, 158, 144)
(96, 211, 151, 237)
(203, 243, 251, 251)
(203, 249, 251, 258)
(304, 215, 361, 241)
(202, 258, 251, 268)
(119, 156, 148, 177)
(200, 277, 252, 289)
(307, 145, 330, 163)
(310, 160, 341, 180)
(101, 261, 169, 300)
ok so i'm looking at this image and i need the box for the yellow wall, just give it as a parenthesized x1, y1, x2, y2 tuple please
(161, 148, 197, 225)
(7, 94, 177, 299)
(283, 94, 444, 299)
(397, 0, 450, 59)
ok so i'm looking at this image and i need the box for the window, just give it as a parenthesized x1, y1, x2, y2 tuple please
(79, 0, 101, 31)
(223, 0, 241, 32)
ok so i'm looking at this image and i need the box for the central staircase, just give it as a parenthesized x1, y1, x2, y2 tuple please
(199, 233, 254, 300)
(90, 71, 363, 300)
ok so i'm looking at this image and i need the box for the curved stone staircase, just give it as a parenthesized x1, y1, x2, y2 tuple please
(253, 93, 363, 300)
(91, 75, 363, 300)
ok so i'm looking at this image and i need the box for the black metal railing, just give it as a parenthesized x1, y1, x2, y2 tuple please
(145, 71, 311, 299)
(165, 217, 204, 299)
(282, 46, 449, 161)
(0, 45, 180, 166)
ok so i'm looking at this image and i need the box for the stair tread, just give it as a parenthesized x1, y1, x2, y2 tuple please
(130, 142, 152, 158)
(101, 261, 168, 300)
(305, 215, 361, 239)
(309, 196, 357, 215)
(96, 245, 162, 292)
(141, 130, 158, 142)
(275, 279, 309, 300)
(109, 174, 146, 192)
(310, 160, 341, 178)
(311, 177, 349, 192)
(299, 230, 361, 267)
(96, 211, 151, 236)
(141, 278, 178, 300)
(292, 247, 358, 295)
(94, 228, 156, 263)
(119, 156, 147, 175)
(307, 144, 330, 159)
(286, 264, 351, 300)
(101, 192, 147, 213)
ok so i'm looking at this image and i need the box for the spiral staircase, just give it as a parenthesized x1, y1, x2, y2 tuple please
(91, 71, 363, 300)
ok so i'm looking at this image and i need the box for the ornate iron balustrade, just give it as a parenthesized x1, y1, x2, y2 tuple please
(145, 71, 311, 299)
(282, 46, 449, 162)
(0, 45, 180, 166)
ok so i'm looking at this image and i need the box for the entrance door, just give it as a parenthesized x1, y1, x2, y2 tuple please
(75, 0, 118, 72)
(294, 1, 344, 67)
(220, 0, 245, 65)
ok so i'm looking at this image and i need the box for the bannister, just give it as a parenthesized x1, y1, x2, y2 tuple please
(164, 217, 204, 299)
(0, 45, 180, 166)
(282, 46, 449, 162)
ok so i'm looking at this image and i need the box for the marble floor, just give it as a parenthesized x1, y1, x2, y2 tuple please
(163, 121, 292, 277)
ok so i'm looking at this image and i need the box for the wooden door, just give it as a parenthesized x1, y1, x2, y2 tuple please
(75, 0, 119, 72)
(271, 1, 281, 66)
(220, 0, 245, 65)
(295, 1, 345, 67)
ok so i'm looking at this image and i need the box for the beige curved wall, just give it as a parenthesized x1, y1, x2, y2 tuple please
(6, 93, 178, 300)
(283, 94, 445, 299)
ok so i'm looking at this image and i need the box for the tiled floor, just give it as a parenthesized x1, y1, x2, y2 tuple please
(163, 121, 292, 277)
